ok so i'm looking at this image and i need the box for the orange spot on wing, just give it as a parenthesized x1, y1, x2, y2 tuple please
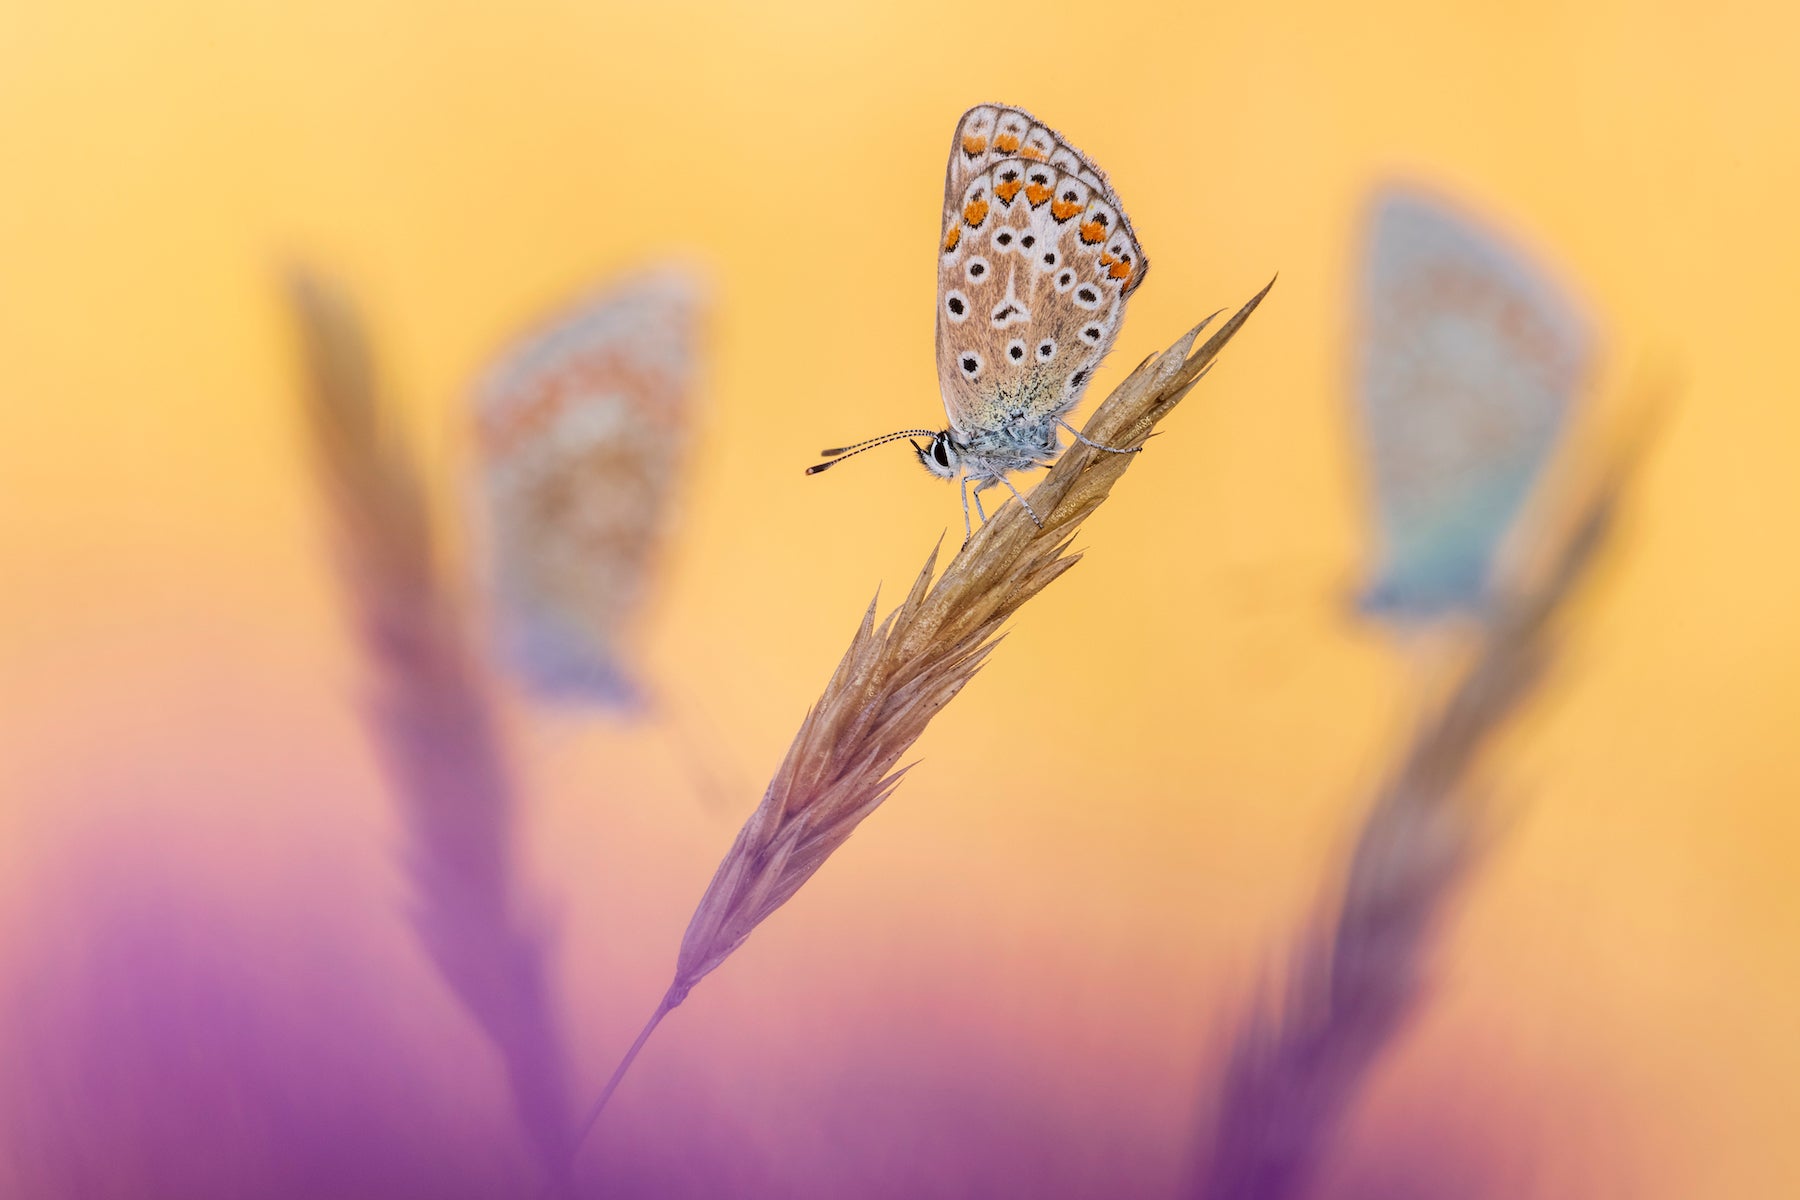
(1050, 198, 1083, 220)
(962, 198, 989, 226)
(1025, 182, 1053, 207)
(1099, 251, 1117, 266)
(995, 178, 1023, 203)
(994, 133, 1021, 153)
(1079, 220, 1106, 244)
(961, 135, 987, 155)
(1109, 260, 1132, 280)
(943, 226, 961, 252)
(1019, 146, 1047, 161)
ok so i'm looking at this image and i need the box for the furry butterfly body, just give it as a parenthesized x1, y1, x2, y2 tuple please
(810, 104, 1149, 537)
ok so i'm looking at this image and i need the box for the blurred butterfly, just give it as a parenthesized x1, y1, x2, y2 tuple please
(473, 268, 703, 708)
(1355, 187, 1593, 621)
(808, 103, 1148, 539)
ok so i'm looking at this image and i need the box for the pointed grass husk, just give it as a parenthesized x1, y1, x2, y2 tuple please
(567, 279, 1278, 1161)
(288, 270, 577, 1193)
(1190, 409, 1655, 1200)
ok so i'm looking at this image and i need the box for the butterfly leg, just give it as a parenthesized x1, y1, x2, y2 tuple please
(1059, 419, 1142, 455)
(971, 479, 990, 526)
(994, 474, 1042, 528)
(959, 473, 974, 543)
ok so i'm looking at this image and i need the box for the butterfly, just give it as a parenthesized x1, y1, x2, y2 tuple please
(472, 268, 703, 708)
(808, 103, 1149, 539)
(1354, 186, 1593, 622)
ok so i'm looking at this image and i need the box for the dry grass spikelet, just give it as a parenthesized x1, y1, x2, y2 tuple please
(288, 270, 576, 1193)
(566, 279, 1277, 1164)
(1190, 398, 1660, 1200)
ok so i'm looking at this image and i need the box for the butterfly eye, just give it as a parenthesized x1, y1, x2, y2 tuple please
(932, 439, 952, 467)
(944, 291, 970, 323)
(1037, 339, 1056, 360)
(1006, 339, 1027, 363)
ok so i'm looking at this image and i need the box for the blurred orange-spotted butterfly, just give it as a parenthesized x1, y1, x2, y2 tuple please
(808, 103, 1149, 539)
(473, 268, 703, 708)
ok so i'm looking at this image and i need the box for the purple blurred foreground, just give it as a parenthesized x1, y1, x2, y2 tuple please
(0, 831, 1540, 1200)
(1, 847, 518, 1199)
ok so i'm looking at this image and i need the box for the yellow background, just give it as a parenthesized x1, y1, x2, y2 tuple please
(2, 1, 1797, 1194)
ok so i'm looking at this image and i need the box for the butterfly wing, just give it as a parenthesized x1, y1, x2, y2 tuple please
(935, 104, 1148, 456)
(1356, 187, 1591, 620)
(474, 268, 704, 706)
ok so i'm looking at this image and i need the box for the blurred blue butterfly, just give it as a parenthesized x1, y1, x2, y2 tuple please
(473, 269, 705, 709)
(1355, 186, 1593, 621)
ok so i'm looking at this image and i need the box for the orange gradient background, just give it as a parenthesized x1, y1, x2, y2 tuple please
(2, 1, 1797, 1195)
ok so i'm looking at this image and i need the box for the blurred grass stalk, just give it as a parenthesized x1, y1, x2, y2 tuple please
(1190, 401, 1658, 1200)
(566, 279, 1277, 1167)
(289, 271, 575, 1193)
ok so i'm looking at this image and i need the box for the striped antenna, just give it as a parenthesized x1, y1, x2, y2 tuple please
(805, 429, 938, 475)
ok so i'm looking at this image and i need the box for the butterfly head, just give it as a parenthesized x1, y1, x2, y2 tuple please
(912, 431, 961, 480)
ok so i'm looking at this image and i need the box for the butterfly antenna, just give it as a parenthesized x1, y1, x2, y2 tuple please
(806, 429, 938, 475)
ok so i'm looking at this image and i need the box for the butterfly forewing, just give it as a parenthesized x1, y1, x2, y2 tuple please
(1357, 188, 1591, 617)
(936, 104, 1148, 450)
(475, 268, 703, 705)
